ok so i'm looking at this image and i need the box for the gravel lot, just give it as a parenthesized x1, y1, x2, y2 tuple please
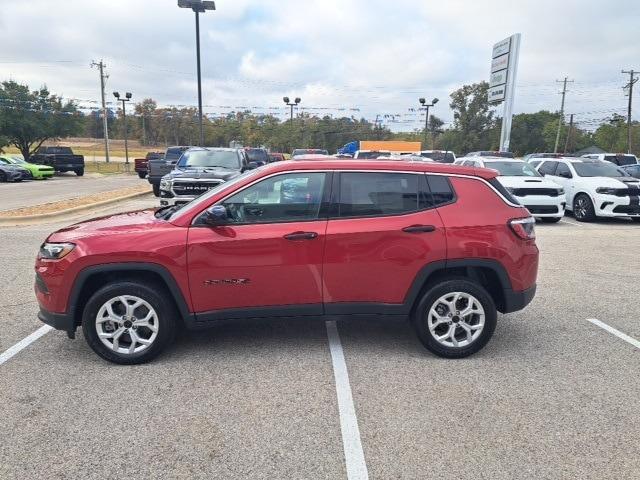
(0, 173, 147, 212)
(0, 199, 638, 480)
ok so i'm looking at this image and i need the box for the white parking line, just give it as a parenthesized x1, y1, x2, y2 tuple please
(325, 320, 369, 480)
(0, 325, 52, 366)
(587, 318, 640, 349)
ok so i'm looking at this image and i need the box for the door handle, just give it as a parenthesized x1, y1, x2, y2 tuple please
(284, 231, 318, 241)
(402, 224, 436, 233)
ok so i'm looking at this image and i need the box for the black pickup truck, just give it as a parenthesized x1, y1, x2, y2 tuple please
(147, 146, 191, 196)
(30, 146, 85, 176)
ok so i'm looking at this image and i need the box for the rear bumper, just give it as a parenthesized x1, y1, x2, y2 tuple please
(501, 284, 536, 313)
(38, 307, 76, 339)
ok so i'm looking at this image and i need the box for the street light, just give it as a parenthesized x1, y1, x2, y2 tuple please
(283, 96, 301, 122)
(113, 91, 132, 165)
(178, 0, 216, 147)
(419, 97, 439, 147)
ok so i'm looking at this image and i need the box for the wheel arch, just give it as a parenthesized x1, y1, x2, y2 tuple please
(69, 263, 193, 330)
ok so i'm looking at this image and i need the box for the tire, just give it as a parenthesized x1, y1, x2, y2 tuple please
(75, 168, 84, 176)
(412, 278, 497, 359)
(573, 193, 596, 222)
(137, 171, 147, 179)
(540, 217, 562, 223)
(81, 281, 178, 365)
(152, 183, 160, 197)
(632, 218, 640, 223)
(0, 172, 6, 182)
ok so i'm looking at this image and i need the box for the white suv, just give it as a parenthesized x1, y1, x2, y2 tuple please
(461, 157, 566, 222)
(536, 158, 640, 222)
(581, 153, 638, 167)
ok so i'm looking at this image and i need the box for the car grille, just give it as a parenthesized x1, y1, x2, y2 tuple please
(511, 188, 560, 197)
(609, 188, 640, 197)
(172, 181, 222, 196)
(527, 205, 559, 214)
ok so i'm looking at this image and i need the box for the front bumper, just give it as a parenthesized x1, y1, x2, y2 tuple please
(501, 284, 537, 314)
(593, 193, 640, 217)
(38, 307, 76, 339)
(517, 194, 566, 218)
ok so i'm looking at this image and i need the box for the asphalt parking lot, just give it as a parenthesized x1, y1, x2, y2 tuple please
(0, 173, 144, 212)
(1, 199, 639, 480)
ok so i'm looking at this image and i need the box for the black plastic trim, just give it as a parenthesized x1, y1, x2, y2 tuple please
(192, 303, 323, 328)
(38, 308, 76, 339)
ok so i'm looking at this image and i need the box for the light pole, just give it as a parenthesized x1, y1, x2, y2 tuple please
(283, 96, 301, 122)
(178, 0, 216, 146)
(419, 97, 438, 148)
(113, 91, 132, 165)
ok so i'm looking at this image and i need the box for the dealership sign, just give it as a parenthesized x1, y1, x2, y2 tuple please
(489, 34, 521, 151)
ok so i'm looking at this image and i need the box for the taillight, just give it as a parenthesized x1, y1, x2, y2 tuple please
(509, 216, 536, 240)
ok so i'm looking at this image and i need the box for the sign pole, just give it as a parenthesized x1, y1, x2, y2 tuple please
(498, 33, 520, 152)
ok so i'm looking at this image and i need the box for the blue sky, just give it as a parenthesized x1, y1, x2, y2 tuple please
(0, 0, 638, 131)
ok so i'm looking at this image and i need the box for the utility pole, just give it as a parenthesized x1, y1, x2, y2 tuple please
(113, 92, 132, 164)
(564, 113, 574, 154)
(554, 77, 573, 153)
(622, 69, 638, 154)
(91, 60, 110, 162)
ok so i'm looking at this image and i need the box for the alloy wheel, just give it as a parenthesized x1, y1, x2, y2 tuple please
(575, 197, 588, 219)
(427, 292, 485, 348)
(95, 295, 159, 355)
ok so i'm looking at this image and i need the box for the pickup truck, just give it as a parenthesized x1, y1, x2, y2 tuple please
(30, 147, 85, 176)
(134, 151, 163, 179)
(147, 146, 191, 196)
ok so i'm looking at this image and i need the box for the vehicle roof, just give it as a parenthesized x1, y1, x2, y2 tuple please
(184, 147, 240, 152)
(257, 157, 499, 180)
(480, 158, 524, 163)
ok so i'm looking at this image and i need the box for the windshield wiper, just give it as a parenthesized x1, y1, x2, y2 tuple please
(155, 205, 180, 220)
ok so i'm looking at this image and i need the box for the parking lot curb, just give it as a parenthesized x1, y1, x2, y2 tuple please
(0, 190, 152, 227)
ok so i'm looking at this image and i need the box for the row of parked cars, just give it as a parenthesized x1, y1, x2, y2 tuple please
(0, 146, 85, 183)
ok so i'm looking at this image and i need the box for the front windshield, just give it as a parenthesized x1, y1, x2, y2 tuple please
(485, 161, 540, 177)
(177, 150, 240, 169)
(573, 162, 627, 177)
(164, 168, 262, 221)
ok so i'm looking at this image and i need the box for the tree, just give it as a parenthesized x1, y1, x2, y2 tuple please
(447, 82, 496, 154)
(0, 81, 82, 160)
(427, 115, 444, 149)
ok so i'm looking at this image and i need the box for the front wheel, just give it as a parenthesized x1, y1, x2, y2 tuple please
(0, 172, 7, 182)
(152, 183, 160, 197)
(82, 281, 178, 364)
(75, 168, 84, 176)
(412, 279, 497, 358)
(573, 194, 596, 222)
(632, 217, 640, 223)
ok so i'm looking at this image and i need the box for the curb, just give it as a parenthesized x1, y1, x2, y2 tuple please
(0, 190, 152, 227)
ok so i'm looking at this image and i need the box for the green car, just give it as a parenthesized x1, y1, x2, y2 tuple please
(0, 155, 55, 179)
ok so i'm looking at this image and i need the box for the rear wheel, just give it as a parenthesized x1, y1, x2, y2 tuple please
(81, 281, 178, 364)
(75, 168, 84, 176)
(137, 171, 147, 179)
(540, 217, 562, 223)
(573, 194, 596, 222)
(412, 279, 497, 358)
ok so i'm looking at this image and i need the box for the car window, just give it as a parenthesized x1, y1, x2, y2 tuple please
(484, 161, 541, 177)
(338, 172, 424, 217)
(222, 172, 326, 224)
(555, 162, 572, 178)
(528, 160, 542, 168)
(426, 175, 455, 206)
(178, 150, 240, 169)
(604, 154, 637, 166)
(573, 162, 627, 177)
(538, 161, 558, 176)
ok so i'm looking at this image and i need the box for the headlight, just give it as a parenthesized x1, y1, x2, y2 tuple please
(596, 187, 618, 195)
(39, 242, 75, 260)
(558, 188, 565, 195)
(160, 178, 172, 190)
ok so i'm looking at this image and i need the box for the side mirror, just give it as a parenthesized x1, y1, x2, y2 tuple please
(203, 205, 228, 226)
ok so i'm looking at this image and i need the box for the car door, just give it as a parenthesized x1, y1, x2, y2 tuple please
(322, 171, 447, 312)
(187, 171, 330, 316)
(544, 161, 575, 204)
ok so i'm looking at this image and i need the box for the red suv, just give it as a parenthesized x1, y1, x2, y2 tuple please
(35, 159, 538, 364)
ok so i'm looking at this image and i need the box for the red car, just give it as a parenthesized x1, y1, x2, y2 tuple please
(134, 151, 163, 179)
(35, 159, 538, 364)
(268, 152, 285, 162)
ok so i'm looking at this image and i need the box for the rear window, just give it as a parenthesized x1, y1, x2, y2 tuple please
(42, 147, 73, 155)
(245, 149, 269, 163)
(165, 147, 189, 161)
(604, 154, 637, 166)
(538, 161, 558, 176)
(420, 152, 455, 163)
(338, 172, 426, 217)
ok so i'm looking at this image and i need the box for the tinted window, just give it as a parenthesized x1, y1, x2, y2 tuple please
(222, 172, 326, 223)
(245, 149, 269, 163)
(573, 162, 626, 177)
(604, 154, 637, 166)
(538, 161, 558, 176)
(338, 172, 421, 217)
(555, 162, 572, 178)
(426, 175, 455, 206)
(165, 147, 189, 161)
(623, 165, 640, 177)
(420, 151, 455, 163)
